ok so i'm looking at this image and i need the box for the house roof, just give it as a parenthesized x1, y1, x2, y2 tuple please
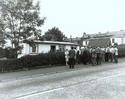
(107, 30, 125, 38)
(28, 40, 79, 46)
(90, 30, 125, 38)
(88, 38, 111, 47)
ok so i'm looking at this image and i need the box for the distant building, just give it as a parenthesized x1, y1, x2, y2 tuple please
(107, 30, 125, 45)
(80, 32, 91, 46)
(70, 32, 91, 47)
(82, 30, 125, 47)
(18, 40, 79, 58)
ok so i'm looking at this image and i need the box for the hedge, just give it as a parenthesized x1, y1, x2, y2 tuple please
(0, 59, 23, 72)
(0, 47, 6, 58)
(0, 52, 65, 72)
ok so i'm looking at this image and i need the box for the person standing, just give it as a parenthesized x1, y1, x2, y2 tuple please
(82, 47, 90, 65)
(91, 48, 97, 66)
(109, 46, 115, 62)
(88, 46, 93, 64)
(114, 46, 118, 63)
(74, 47, 77, 64)
(76, 50, 80, 64)
(105, 47, 110, 62)
(69, 47, 76, 69)
(101, 47, 105, 62)
(95, 47, 102, 65)
(65, 49, 69, 66)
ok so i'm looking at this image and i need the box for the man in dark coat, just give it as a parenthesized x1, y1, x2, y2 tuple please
(91, 48, 97, 66)
(69, 47, 76, 69)
(95, 47, 102, 65)
(81, 47, 90, 65)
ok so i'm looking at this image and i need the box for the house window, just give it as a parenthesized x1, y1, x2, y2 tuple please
(32, 45, 36, 52)
(50, 45, 56, 52)
(59, 45, 65, 52)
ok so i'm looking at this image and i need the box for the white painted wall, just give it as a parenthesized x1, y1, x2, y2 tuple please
(65, 45, 71, 50)
(24, 43, 30, 54)
(115, 38, 121, 45)
(82, 40, 89, 46)
(83, 41, 86, 46)
(18, 43, 30, 58)
(121, 38, 125, 44)
(110, 38, 125, 45)
(38, 44, 50, 53)
(56, 45, 59, 50)
(56, 45, 71, 51)
(65, 45, 79, 50)
(18, 43, 51, 58)
(18, 43, 79, 58)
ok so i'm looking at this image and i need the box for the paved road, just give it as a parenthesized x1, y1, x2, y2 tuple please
(0, 60, 125, 99)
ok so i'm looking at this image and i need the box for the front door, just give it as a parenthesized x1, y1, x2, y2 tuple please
(50, 45, 56, 52)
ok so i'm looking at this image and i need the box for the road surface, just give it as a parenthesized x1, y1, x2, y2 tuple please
(0, 61, 125, 99)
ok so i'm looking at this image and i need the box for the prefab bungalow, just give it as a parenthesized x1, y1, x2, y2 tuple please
(18, 40, 79, 58)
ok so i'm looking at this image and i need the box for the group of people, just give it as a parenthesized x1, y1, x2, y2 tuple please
(65, 45, 118, 69)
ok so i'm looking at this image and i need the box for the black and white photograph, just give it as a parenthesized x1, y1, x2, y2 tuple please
(0, 0, 125, 99)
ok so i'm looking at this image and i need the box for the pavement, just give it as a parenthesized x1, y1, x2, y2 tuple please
(0, 58, 125, 82)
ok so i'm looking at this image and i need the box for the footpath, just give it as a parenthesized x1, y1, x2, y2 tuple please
(0, 58, 125, 82)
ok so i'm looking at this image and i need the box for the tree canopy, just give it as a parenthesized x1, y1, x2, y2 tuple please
(0, 0, 45, 57)
(42, 27, 66, 41)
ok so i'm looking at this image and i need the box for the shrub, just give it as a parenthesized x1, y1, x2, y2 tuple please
(18, 51, 65, 69)
(0, 51, 65, 72)
(0, 59, 23, 72)
(19, 53, 49, 69)
(0, 47, 6, 58)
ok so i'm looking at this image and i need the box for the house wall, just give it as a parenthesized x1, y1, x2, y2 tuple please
(18, 43, 79, 58)
(38, 44, 50, 53)
(115, 38, 122, 45)
(65, 45, 71, 50)
(66, 45, 79, 50)
(111, 38, 125, 45)
(56, 45, 59, 50)
(82, 37, 125, 47)
(18, 43, 30, 58)
(82, 40, 89, 46)
(56, 45, 73, 51)
(121, 38, 125, 44)
(83, 41, 86, 46)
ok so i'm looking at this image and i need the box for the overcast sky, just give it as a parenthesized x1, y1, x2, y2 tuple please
(38, 0, 125, 38)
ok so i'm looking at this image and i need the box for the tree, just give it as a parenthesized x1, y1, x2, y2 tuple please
(0, 0, 45, 58)
(42, 27, 66, 41)
(0, 17, 5, 47)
